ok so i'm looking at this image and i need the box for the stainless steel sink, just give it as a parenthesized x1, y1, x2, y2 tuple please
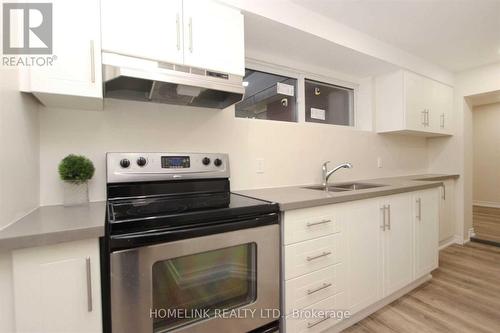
(332, 183, 386, 190)
(303, 182, 387, 192)
(303, 185, 350, 192)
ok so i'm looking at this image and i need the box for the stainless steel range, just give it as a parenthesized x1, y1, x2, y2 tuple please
(101, 152, 280, 333)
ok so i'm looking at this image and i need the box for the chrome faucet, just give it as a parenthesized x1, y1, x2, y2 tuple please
(322, 161, 353, 187)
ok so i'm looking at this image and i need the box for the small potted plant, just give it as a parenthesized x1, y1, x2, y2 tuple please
(58, 154, 95, 206)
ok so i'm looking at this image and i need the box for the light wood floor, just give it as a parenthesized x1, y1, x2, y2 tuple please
(342, 242, 500, 333)
(473, 205, 500, 243)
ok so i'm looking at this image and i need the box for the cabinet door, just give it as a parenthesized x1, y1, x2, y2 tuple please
(381, 194, 414, 296)
(101, 0, 183, 64)
(29, 0, 102, 99)
(404, 71, 431, 132)
(183, 0, 244, 76)
(344, 199, 383, 314)
(414, 189, 439, 278)
(431, 81, 454, 135)
(12, 239, 102, 333)
(439, 180, 456, 242)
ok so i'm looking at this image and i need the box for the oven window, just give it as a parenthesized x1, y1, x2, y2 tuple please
(152, 243, 257, 332)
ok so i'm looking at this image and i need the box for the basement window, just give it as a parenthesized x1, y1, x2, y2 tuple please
(235, 69, 297, 122)
(305, 79, 354, 126)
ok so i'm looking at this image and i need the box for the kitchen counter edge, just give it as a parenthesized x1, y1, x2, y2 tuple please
(235, 174, 459, 211)
(0, 201, 106, 251)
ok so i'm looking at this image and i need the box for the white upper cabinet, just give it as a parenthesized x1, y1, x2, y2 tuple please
(20, 0, 103, 110)
(101, 0, 184, 65)
(375, 70, 454, 136)
(431, 80, 454, 134)
(182, 0, 244, 76)
(101, 0, 244, 76)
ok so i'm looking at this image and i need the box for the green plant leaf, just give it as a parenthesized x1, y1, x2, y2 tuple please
(58, 154, 95, 184)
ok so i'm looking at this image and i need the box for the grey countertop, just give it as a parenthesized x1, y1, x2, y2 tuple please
(235, 174, 459, 211)
(0, 174, 459, 250)
(0, 201, 106, 250)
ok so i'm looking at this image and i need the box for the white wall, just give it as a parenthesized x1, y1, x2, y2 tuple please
(221, 0, 453, 85)
(0, 68, 40, 230)
(473, 102, 500, 206)
(428, 62, 500, 241)
(39, 98, 428, 205)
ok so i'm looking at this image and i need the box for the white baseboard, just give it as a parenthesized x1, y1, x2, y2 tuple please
(473, 201, 500, 208)
(468, 227, 476, 239)
(439, 235, 462, 249)
(326, 274, 432, 333)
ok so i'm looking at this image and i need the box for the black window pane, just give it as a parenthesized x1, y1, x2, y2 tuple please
(235, 69, 297, 122)
(305, 79, 354, 126)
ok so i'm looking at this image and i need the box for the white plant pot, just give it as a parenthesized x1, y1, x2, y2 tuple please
(63, 182, 89, 206)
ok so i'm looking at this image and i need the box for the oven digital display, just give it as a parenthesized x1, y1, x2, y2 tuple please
(161, 156, 190, 169)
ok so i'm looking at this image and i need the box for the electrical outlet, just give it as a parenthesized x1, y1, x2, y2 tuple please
(377, 157, 383, 168)
(256, 159, 264, 174)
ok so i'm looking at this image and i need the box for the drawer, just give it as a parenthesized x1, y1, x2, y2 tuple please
(284, 234, 342, 280)
(284, 213, 339, 245)
(285, 292, 348, 333)
(285, 264, 346, 314)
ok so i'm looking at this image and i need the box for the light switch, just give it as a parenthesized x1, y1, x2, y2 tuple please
(256, 159, 265, 174)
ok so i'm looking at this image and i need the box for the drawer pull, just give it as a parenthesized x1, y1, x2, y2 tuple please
(307, 316, 330, 328)
(307, 282, 332, 295)
(307, 251, 331, 261)
(306, 219, 332, 227)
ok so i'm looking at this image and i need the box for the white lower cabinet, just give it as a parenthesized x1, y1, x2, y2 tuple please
(413, 189, 439, 278)
(380, 194, 414, 297)
(342, 199, 382, 314)
(439, 179, 456, 243)
(12, 239, 102, 333)
(282, 188, 439, 332)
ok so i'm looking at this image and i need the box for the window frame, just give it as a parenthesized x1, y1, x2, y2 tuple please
(235, 65, 300, 123)
(304, 78, 355, 127)
(236, 59, 362, 130)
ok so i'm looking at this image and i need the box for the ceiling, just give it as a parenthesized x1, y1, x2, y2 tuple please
(244, 13, 398, 78)
(291, 0, 500, 72)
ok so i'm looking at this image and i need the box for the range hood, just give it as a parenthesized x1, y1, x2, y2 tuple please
(102, 53, 245, 109)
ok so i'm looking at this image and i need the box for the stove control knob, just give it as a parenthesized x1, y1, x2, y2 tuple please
(202, 157, 211, 165)
(120, 159, 130, 168)
(137, 157, 147, 167)
(214, 158, 223, 167)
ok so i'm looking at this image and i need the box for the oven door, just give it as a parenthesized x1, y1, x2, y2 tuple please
(110, 224, 279, 333)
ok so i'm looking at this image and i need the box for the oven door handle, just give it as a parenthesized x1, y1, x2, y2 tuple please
(110, 213, 279, 251)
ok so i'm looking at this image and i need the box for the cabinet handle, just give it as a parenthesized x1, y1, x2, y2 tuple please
(307, 282, 332, 295)
(416, 198, 422, 220)
(188, 17, 193, 53)
(387, 204, 391, 230)
(306, 219, 332, 227)
(89, 40, 95, 84)
(440, 113, 445, 128)
(421, 109, 426, 125)
(426, 109, 430, 126)
(380, 206, 386, 231)
(86, 257, 93, 312)
(442, 185, 446, 200)
(307, 316, 330, 328)
(176, 13, 181, 51)
(307, 251, 331, 261)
